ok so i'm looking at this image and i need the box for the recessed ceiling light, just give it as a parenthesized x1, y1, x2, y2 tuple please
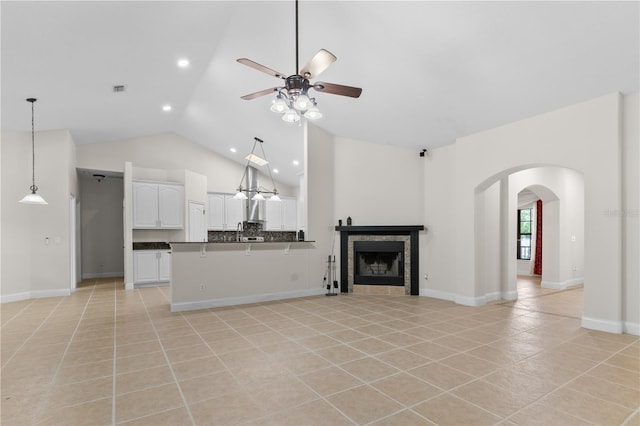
(273, 169, 279, 174)
(230, 148, 237, 153)
(162, 105, 172, 112)
(292, 160, 299, 166)
(177, 59, 189, 68)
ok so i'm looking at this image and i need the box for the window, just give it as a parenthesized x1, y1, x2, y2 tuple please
(517, 208, 532, 260)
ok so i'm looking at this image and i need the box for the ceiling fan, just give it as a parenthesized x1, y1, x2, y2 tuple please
(237, 0, 362, 122)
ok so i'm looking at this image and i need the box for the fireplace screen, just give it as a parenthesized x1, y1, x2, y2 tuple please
(353, 241, 404, 286)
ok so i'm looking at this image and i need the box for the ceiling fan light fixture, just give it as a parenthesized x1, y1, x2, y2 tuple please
(270, 96, 289, 113)
(304, 104, 322, 119)
(293, 94, 311, 111)
(270, 193, 281, 201)
(282, 109, 300, 123)
(252, 192, 265, 201)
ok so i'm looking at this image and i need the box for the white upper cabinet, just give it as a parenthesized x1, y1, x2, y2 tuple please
(133, 181, 184, 229)
(266, 197, 297, 231)
(225, 195, 244, 229)
(207, 193, 225, 230)
(208, 193, 244, 230)
(158, 184, 184, 228)
(281, 197, 298, 231)
(132, 182, 159, 228)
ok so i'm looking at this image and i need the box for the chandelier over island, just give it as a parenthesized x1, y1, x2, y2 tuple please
(233, 137, 280, 202)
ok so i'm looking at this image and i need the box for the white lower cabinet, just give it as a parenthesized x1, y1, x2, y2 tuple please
(133, 250, 171, 285)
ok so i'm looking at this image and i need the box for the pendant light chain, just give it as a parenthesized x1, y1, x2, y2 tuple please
(29, 98, 37, 193)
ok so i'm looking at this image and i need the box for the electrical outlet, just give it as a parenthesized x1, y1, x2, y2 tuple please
(424, 274, 429, 280)
(199, 284, 205, 291)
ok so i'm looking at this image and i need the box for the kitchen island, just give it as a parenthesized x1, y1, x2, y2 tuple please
(169, 241, 323, 312)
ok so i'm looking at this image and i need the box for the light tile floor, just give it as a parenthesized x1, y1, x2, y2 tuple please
(1, 277, 638, 425)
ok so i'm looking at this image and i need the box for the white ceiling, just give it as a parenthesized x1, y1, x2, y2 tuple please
(2, 1, 638, 186)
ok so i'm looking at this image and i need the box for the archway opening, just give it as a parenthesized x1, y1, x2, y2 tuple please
(474, 166, 585, 319)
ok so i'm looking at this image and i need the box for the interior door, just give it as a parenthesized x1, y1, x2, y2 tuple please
(188, 201, 206, 242)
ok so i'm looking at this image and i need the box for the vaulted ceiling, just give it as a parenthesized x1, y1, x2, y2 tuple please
(2, 1, 638, 185)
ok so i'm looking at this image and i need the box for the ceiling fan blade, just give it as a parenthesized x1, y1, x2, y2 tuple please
(240, 87, 280, 100)
(237, 58, 287, 80)
(299, 49, 337, 79)
(313, 82, 362, 98)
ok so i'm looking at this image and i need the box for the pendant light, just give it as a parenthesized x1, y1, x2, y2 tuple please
(233, 137, 280, 201)
(19, 98, 47, 205)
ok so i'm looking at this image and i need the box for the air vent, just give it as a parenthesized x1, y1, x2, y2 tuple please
(112, 85, 126, 93)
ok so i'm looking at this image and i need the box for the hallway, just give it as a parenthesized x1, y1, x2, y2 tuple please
(501, 276, 584, 319)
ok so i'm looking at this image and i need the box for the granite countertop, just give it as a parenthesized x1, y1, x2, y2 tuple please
(132, 242, 171, 250)
(169, 240, 314, 244)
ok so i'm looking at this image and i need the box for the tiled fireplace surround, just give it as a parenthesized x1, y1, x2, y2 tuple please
(336, 226, 424, 296)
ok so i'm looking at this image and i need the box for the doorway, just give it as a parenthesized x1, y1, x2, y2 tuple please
(78, 169, 125, 280)
(474, 166, 585, 317)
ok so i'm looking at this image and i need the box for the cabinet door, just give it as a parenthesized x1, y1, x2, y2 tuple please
(132, 182, 159, 228)
(158, 184, 184, 228)
(208, 193, 225, 230)
(265, 199, 283, 231)
(224, 195, 244, 230)
(188, 201, 206, 242)
(133, 251, 159, 283)
(158, 252, 171, 282)
(281, 198, 298, 231)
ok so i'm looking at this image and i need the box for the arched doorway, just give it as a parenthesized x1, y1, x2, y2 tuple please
(473, 166, 585, 317)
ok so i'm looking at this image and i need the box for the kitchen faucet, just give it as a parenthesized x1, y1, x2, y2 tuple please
(236, 222, 243, 242)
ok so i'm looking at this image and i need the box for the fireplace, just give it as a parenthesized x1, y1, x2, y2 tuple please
(354, 241, 404, 286)
(336, 225, 424, 295)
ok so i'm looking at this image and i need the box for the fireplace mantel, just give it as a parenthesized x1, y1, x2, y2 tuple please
(335, 225, 424, 233)
(335, 225, 424, 295)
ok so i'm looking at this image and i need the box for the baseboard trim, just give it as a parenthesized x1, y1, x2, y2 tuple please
(420, 288, 517, 305)
(419, 288, 456, 301)
(541, 277, 584, 290)
(1, 292, 31, 303)
(582, 316, 623, 334)
(170, 287, 326, 312)
(1, 288, 71, 304)
(623, 322, 640, 336)
(82, 272, 124, 279)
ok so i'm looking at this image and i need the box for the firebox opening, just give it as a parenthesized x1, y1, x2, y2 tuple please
(354, 241, 404, 286)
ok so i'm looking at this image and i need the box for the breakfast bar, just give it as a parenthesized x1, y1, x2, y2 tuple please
(169, 241, 321, 312)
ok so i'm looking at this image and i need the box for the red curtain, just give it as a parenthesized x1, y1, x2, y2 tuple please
(533, 199, 543, 275)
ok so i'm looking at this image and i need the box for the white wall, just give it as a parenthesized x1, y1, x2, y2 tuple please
(80, 174, 124, 278)
(622, 93, 639, 332)
(76, 132, 295, 196)
(422, 145, 457, 299)
(334, 136, 425, 226)
(1, 130, 76, 301)
(475, 180, 502, 298)
(306, 123, 336, 290)
(424, 92, 633, 334)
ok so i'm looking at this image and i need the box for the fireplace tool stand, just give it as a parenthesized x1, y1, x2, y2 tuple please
(325, 255, 338, 296)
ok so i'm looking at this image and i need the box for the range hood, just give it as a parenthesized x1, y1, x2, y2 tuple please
(246, 166, 262, 223)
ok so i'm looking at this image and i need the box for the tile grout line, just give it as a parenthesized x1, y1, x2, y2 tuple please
(133, 287, 197, 426)
(29, 281, 98, 424)
(501, 330, 640, 425)
(112, 278, 118, 426)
